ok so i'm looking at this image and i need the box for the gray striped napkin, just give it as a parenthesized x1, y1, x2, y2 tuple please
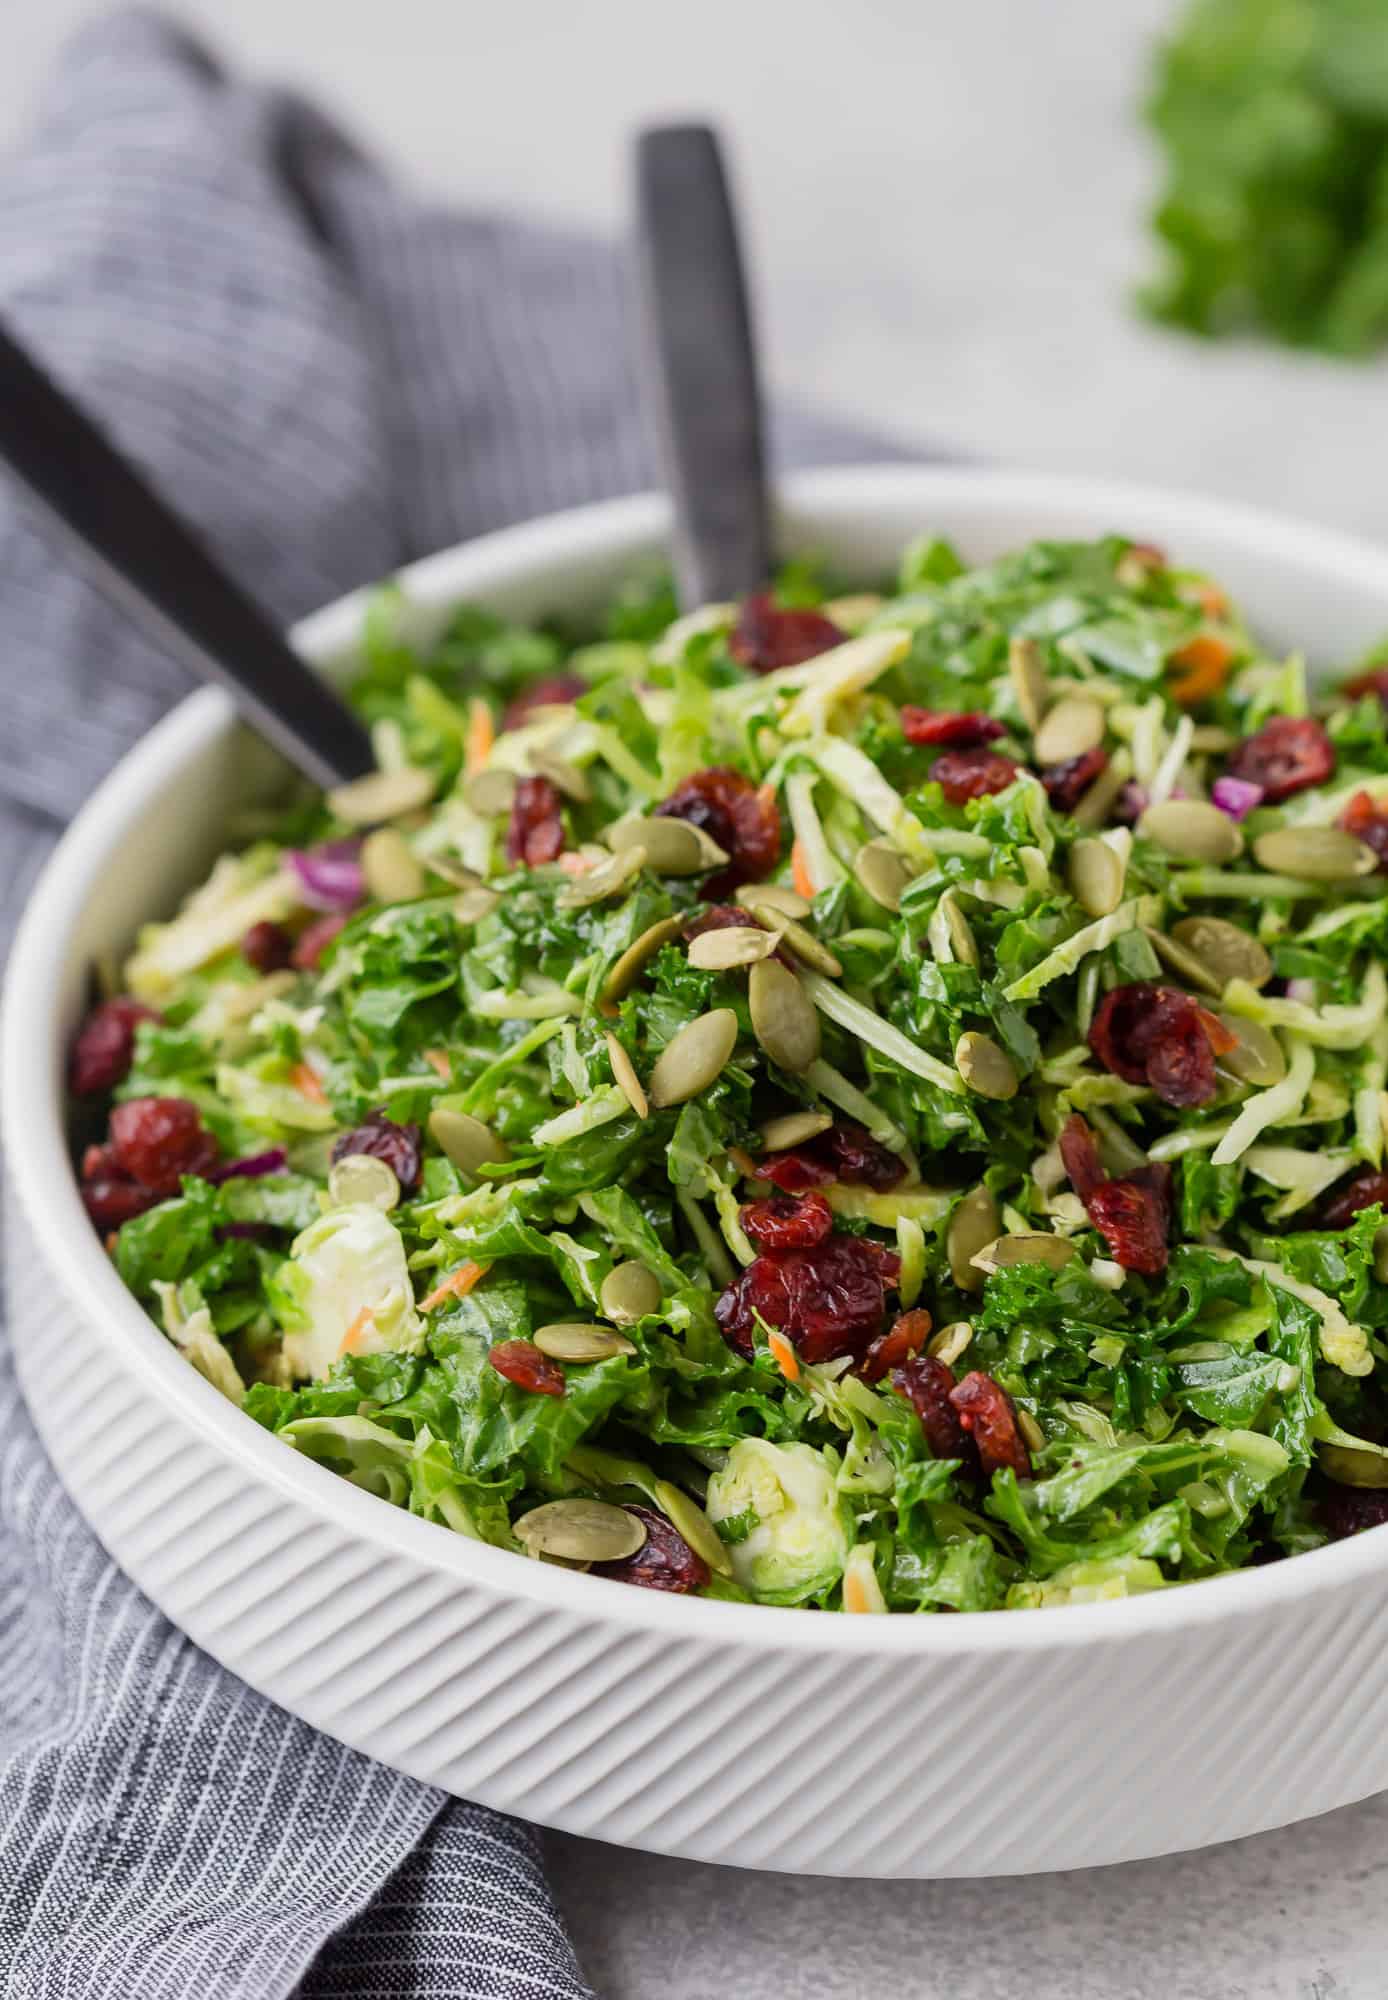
(0, 12, 906, 1996)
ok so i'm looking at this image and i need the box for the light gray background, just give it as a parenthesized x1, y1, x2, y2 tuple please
(4, 3, 1386, 1995)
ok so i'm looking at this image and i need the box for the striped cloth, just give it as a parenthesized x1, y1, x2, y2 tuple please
(0, 13, 903, 1997)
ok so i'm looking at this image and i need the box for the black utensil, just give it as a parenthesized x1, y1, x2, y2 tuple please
(0, 317, 374, 790)
(633, 124, 773, 610)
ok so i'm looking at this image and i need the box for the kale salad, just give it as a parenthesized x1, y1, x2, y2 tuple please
(69, 533, 1388, 1612)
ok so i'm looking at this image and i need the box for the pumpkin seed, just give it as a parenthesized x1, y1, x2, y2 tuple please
(687, 926, 779, 971)
(529, 749, 591, 802)
(1138, 798, 1243, 863)
(648, 1008, 739, 1108)
(735, 882, 812, 920)
(1068, 837, 1125, 918)
(1009, 635, 1049, 730)
(514, 1498, 646, 1563)
(327, 764, 436, 826)
(759, 1108, 833, 1151)
(970, 1233, 1077, 1276)
(1217, 1013, 1286, 1087)
(1145, 926, 1223, 997)
(428, 856, 483, 889)
(946, 1186, 1000, 1293)
(532, 1322, 636, 1362)
(822, 592, 883, 632)
(1318, 1442, 1388, 1490)
(600, 1259, 663, 1325)
(1189, 724, 1238, 753)
(855, 839, 915, 913)
(941, 891, 980, 969)
(954, 1031, 1019, 1101)
(609, 817, 726, 876)
(453, 885, 500, 925)
(326, 1153, 401, 1212)
(749, 960, 821, 1074)
(557, 845, 646, 911)
(360, 826, 425, 904)
(1017, 1407, 1046, 1453)
(1252, 826, 1377, 881)
(428, 1106, 510, 1174)
(743, 902, 842, 977)
(463, 768, 518, 817)
(927, 1320, 974, 1367)
(1070, 756, 1130, 830)
(1170, 916, 1272, 991)
(1375, 1222, 1388, 1286)
(653, 1479, 734, 1577)
(605, 1031, 649, 1119)
(1034, 696, 1105, 766)
(602, 916, 684, 1001)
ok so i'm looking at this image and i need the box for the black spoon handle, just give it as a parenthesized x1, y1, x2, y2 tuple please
(633, 124, 773, 610)
(0, 318, 375, 790)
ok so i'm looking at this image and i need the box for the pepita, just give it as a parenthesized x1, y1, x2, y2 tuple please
(1145, 926, 1223, 997)
(653, 1479, 734, 1576)
(946, 1186, 1000, 1293)
(514, 1498, 646, 1563)
(970, 1233, 1077, 1276)
(735, 882, 812, 920)
(557, 845, 646, 911)
(360, 826, 425, 904)
(927, 1320, 974, 1366)
(428, 1106, 510, 1174)
(941, 891, 980, 969)
(600, 1259, 663, 1325)
(1375, 1222, 1388, 1286)
(1170, 915, 1272, 991)
(1034, 696, 1105, 766)
(1016, 1407, 1046, 1453)
(1217, 1013, 1286, 1087)
(1317, 1442, 1388, 1490)
(1189, 724, 1238, 753)
(532, 1322, 636, 1362)
(954, 1031, 1019, 1100)
(1070, 756, 1130, 830)
(855, 839, 915, 913)
(463, 768, 518, 817)
(1009, 635, 1049, 730)
(1138, 798, 1243, 863)
(602, 916, 685, 1002)
(759, 1108, 833, 1151)
(648, 1008, 739, 1107)
(687, 926, 779, 970)
(743, 901, 842, 977)
(605, 1031, 649, 1119)
(327, 764, 436, 827)
(822, 592, 883, 632)
(529, 749, 591, 802)
(1252, 826, 1377, 881)
(1068, 838, 1125, 918)
(453, 885, 500, 925)
(326, 1153, 401, 1212)
(610, 817, 726, 876)
(749, 959, 821, 1074)
(427, 856, 483, 889)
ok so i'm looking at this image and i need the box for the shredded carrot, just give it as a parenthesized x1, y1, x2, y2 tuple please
(767, 1328, 800, 1383)
(843, 1569, 872, 1615)
(419, 1259, 490, 1313)
(422, 1047, 452, 1079)
(289, 1061, 327, 1104)
(1194, 581, 1229, 619)
(465, 698, 495, 775)
(339, 1306, 374, 1356)
(791, 840, 816, 901)
(1167, 632, 1235, 707)
(557, 850, 595, 877)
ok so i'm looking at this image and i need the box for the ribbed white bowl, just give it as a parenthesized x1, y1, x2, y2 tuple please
(9, 467, 1388, 1877)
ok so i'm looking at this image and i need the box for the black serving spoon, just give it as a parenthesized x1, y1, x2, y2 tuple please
(0, 318, 374, 790)
(633, 124, 773, 610)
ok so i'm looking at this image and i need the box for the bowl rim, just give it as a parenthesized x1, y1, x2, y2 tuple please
(8, 458, 1388, 1658)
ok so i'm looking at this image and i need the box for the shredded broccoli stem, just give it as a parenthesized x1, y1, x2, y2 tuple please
(1212, 1037, 1315, 1166)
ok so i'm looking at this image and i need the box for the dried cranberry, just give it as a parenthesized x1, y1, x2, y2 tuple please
(292, 913, 347, 970)
(506, 774, 565, 867)
(1088, 983, 1228, 1109)
(949, 1371, 1033, 1481)
(1340, 790, 1388, 873)
(656, 766, 781, 896)
(931, 747, 1021, 805)
(757, 1119, 906, 1195)
(1318, 1167, 1388, 1229)
(862, 1308, 933, 1383)
(242, 920, 293, 972)
(893, 1353, 978, 1471)
(1341, 665, 1388, 705)
(740, 1190, 834, 1250)
(108, 1098, 219, 1194)
(1058, 1111, 1105, 1201)
(1225, 717, 1334, 804)
(590, 1504, 711, 1592)
(81, 1175, 161, 1230)
(1059, 1113, 1172, 1274)
(901, 708, 1005, 748)
(728, 593, 843, 674)
(502, 674, 587, 730)
(715, 1230, 898, 1364)
(1041, 747, 1108, 815)
(69, 997, 158, 1097)
(331, 1109, 423, 1191)
(488, 1339, 565, 1396)
(1318, 1487, 1388, 1540)
(754, 1148, 835, 1194)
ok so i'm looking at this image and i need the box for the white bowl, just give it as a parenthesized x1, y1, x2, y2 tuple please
(8, 465, 1388, 1879)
